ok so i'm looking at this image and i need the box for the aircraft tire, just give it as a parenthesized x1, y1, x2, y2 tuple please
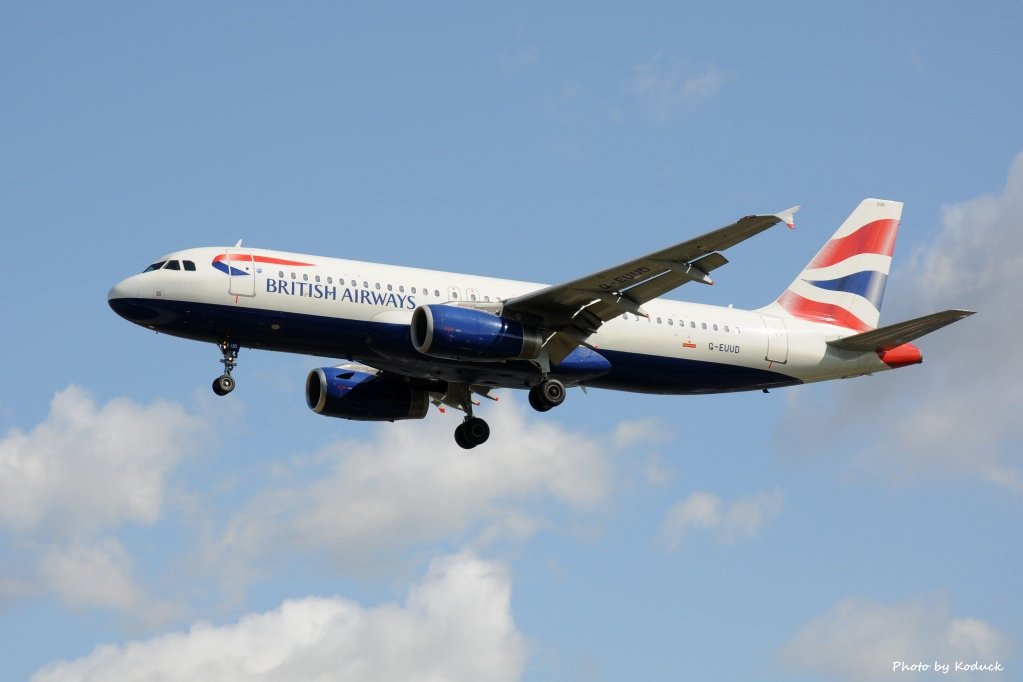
(454, 425, 473, 449)
(528, 387, 552, 412)
(214, 374, 235, 396)
(540, 379, 566, 407)
(464, 417, 490, 445)
(455, 417, 490, 449)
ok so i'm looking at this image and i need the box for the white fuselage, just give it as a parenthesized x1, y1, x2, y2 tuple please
(108, 245, 894, 395)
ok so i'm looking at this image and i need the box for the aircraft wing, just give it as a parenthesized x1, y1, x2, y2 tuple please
(502, 205, 799, 362)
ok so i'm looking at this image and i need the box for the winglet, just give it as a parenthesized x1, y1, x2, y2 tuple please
(774, 206, 800, 229)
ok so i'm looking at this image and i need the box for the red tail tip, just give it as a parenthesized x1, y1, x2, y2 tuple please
(878, 343, 923, 368)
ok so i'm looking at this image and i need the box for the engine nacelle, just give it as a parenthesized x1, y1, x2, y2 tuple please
(410, 304, 544, 361)
(305, 367, 430, 421)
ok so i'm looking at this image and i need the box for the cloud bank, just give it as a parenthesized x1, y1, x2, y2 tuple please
(781, 595, 1010, 681)
(0, 385, 204, 535)
(0, 386, 207, 615)
(32, 551, 526, 682)
(208, 398, 620, 579)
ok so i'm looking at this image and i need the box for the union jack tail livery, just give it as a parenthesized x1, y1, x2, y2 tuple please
(770, 198, 902, 331)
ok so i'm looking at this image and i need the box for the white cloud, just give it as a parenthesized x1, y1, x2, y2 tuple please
(780, 595, 1011, 681)
(208, 398, 615, 577)
(629, 51, 731, 121)
(779, 152, 1023, 493)
(0, 387, 208, 618)
(38, 539, 150, 613)
(658, 489, 782, 550)
(32, 551, 526, 682)
(0, 385, 205, 536)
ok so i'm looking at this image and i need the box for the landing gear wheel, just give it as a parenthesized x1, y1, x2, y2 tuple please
(213, 374, 236, 396)
(528, 378, 566, 412)
(455, 417, 490, 449)
(528, 388, 552, 412)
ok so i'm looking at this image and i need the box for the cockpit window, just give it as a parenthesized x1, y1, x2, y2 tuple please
(143, 261, 166, 273)
(165, 260, 181, 271)
(183, 260, 196, 271)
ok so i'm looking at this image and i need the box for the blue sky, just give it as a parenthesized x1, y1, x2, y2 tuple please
(2, 3, 1021, 680)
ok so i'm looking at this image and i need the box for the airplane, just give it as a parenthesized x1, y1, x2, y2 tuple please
(108, 198, 973, 449)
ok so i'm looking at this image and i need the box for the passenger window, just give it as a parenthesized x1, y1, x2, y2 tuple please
(713, 324, 718, 331)
(303, 274, 309, 282)
(387, 284, 393, 291)
(656, 317, 662, 324)
(434, 290, 440, 297)
(411, 287, 417, 294)
(165, 260, 181, 270)
(399, 285, 405, 293)
(724, 325, 729, 333)
(315, 275, 321, 283)
(183, 261, 196, 271)
(327, 277, 332, 284)
(278, 270, 284, 278)
(291, 272, 297, 280)
(363, 281, 369, 288)
(690, 321, 696, 328)
(143, 261, 166, 273)
(668, 319, 673, 326)
(701, 322, 707, 330)
(375, 283, 381, 290)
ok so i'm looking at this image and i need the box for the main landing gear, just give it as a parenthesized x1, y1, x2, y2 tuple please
(455, 416, 490, 450)
(449, 383, 491, 450)
(528, 378, 566, 412)
(212, 340, 239, 396)
(450, 377, 567, 449)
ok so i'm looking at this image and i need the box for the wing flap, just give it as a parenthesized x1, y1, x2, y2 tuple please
(827, 309, 975, 352)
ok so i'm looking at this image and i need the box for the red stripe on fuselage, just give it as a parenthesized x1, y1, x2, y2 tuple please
(809, 219, 899, 269)
(213, 254, 315, 266)
(776, 291, 872, 331)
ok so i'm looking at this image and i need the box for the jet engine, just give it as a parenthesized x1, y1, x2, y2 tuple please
(410, 304, 543, 361)
(305, 367, 430, 421)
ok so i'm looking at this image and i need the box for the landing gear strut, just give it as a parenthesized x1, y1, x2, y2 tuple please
(528, 378, 566, 412)
(450, 383, 490, 449)
(212, 340, 239, 396)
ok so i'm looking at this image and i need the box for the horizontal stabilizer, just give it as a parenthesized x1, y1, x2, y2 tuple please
(827, 309, 975, 352)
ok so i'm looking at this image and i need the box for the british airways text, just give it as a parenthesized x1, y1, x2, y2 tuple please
(265, 279, 416, 309)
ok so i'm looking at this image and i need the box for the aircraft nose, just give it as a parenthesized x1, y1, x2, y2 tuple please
(107, 275, 163, 323)
(107, 278, 129, 302)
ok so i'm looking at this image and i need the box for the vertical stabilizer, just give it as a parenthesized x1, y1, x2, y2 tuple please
(763, 198, 903, 331)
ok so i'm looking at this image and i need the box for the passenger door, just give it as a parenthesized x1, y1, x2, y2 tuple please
(225, 250, 256, 298)
(762, 315, 788, 364)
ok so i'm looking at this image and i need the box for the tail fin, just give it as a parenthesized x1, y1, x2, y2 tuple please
(765, 198, 903, 331)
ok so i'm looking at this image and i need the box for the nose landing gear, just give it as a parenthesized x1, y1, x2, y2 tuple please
(212, 340, 239, 396)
